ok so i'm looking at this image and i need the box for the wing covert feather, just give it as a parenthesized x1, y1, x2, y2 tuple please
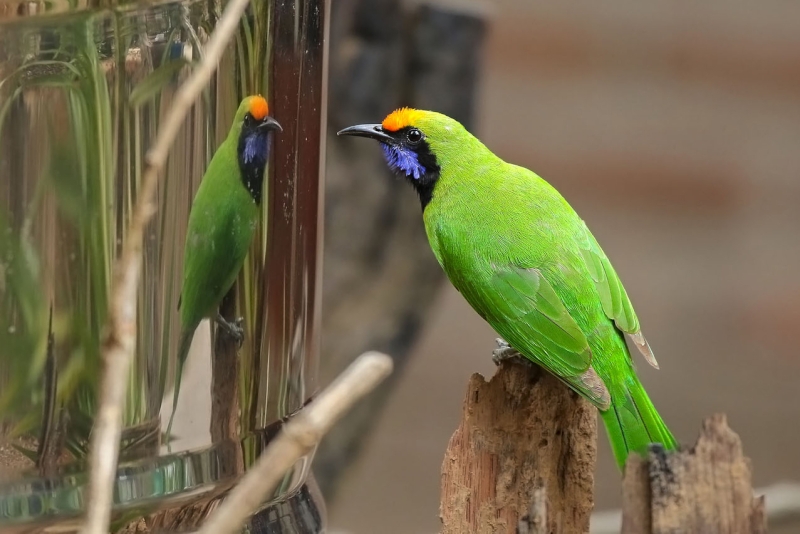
(473, 265, 611, 408)
(489, 266, 590, 367)
(578, 221, 659, 368)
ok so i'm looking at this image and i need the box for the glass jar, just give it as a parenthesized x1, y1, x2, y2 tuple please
(0, 0, 327, 530)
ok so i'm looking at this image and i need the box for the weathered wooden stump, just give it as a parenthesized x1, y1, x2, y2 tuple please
(622, 414, 767, 534)
(439, 360, 597, 534)
(440, 364, 767, 534)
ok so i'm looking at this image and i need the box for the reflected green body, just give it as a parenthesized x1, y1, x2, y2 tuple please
(167, 98, 262, 438)
(402, 112, 676, 468)
(178, 124, 259, 333)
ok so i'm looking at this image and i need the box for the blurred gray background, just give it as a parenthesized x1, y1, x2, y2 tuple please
(321, 1, 800, 532)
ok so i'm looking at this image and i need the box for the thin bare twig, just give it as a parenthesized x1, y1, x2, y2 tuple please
(195, 352, 394, 534)
(80, 0, 253, 531)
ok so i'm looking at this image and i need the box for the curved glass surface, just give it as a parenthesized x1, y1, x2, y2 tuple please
(0, 0, 328, 529)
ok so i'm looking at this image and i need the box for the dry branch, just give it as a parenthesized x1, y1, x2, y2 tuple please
(195, 351, 393, 534)
(621, 413, 766, 534)
(440, 360, 597, 534)
(79, 0, 253, 531)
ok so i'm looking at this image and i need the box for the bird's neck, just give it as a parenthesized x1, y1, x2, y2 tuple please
(237, 131, 271, 204)
(423, 139, 503, 211)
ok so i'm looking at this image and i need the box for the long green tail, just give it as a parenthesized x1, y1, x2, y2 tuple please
(165, 328, 195, 443)
(600, 374, 677, 468)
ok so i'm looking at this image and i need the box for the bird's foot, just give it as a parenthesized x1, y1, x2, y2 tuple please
(492, 337, 526, 366)
(216, 313, 245, 348)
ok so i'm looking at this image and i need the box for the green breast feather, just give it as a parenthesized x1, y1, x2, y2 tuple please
(179, 138, 259, 329)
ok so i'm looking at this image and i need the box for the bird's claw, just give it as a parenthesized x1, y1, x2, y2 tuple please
(492, 337, 523, 366)
(495, 337, 511, 351)
(216, 314, 245, 348)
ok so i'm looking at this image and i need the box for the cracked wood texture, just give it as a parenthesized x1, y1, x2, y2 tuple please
(622, 414, 767, 534)
(440, 360, 596, 534)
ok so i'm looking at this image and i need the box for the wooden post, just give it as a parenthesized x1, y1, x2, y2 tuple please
(440, 360, 597, 534)
(621, 414, 767, 534)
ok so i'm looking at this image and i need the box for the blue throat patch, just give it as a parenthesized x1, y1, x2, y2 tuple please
(243, 131, 269, 167)
(381, 143, 426, 180)
(238, 129, 272, 204)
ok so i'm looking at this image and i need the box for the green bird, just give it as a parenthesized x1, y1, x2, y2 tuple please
(167, 95, 282, 439)
(338, 108, 677, 468)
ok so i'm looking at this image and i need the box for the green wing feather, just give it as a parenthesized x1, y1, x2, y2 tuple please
(578, 221, 659, 368)
(472, 265, 611, 409)
(485, 266, 591, 371)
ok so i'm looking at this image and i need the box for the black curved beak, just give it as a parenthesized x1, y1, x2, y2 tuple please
(337, 124, 394, 143)
(259, 116, 283, 132)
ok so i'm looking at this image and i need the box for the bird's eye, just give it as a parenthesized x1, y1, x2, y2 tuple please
(406, 128, 423, 145)
(244, 113, 253, 127)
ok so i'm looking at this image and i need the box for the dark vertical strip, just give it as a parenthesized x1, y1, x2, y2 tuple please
(264, 0, 326, 420)
(292, 0, 327, 407)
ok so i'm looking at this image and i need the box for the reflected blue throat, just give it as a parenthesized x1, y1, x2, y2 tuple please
(238, 130, 271, 204)
(381, 143, 426, 180)
(243, 131, 269, 167)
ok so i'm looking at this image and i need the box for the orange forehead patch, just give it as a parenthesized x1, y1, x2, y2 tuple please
(249, 95, 269, 121)
(382, 107, 422, 132)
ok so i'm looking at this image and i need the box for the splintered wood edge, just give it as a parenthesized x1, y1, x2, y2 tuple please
(621, 454, 651, 534)
(621, 413, 767, 533)
(440, 362, 595, 534)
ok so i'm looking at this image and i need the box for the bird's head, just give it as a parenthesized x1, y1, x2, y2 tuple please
(232, 95, 282, 204)
(338, 108, 472, 208)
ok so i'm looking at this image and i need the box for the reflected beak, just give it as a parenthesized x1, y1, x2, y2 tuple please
(337, 124, 395, 143)
(259, 116, 283, 132)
